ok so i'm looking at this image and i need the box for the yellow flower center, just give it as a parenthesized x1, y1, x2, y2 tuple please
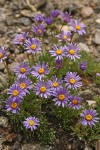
(58, 94, 65, 101)
(20, 83, 26, 89)
(63, 35, 67, 39)
(75, 25, 81, 30)
(52, 82, 58, 87)
(72, 99, 78, 105)
(20, 67, 26, 74)
(12, 90, 19, 96)
(38, 29, 42, 34)
(38, 68, 44, 74)
(11, 102, 18, 109)
(0, 53, 3, 59)
(40, 86, 46, 93)
(85, 114, 93, 121)
(69, 49, 75, 55)
(19, 37, 23, 42)
(56, 49, 62, 55)
(29, 120, 35, 126)
(70, 78, 76, 84)
(30, 44, 36, 50)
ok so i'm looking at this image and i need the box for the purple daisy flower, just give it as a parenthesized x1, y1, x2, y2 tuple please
(68, 95, 82, 109)
(61, 12, 71, 23)
(54, 59, 62, 68)
(34, 14, 44, 23)
(96, 73, 100, 76)
(51, 9, 60, 18)
(44, 16, 53, 25)
(5, 97, 20, 113)
(66, 43, 80, 61)
(32, 24, 46, 35)
(15, 78, 32, 95)
(0, 47, 8, 62)
(70, 19, 86, 35)
(14, 62, 31, 78)
(13, 32, 28, 45)
(64, 72, 82, 89)
(56, 30, 71, 42)
(7, 84, 25, 101)
(79, 61, 87, 71)
(52, 88, 69, 107)
(25, 38, 42, 54)
(49, 45, 66, 60)
(48, 76, 63, 93)
(23, 116, 39, 131)
(80, 109, 99, 127)
(31, 62, 49, 80)
(34, 81, 51, 98)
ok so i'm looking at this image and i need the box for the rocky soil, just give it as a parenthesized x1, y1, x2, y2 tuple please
(0, 0, 100, 150)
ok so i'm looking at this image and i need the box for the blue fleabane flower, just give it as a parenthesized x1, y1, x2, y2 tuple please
(23, 116, 39, 131)
(14, 62, 31, 78)
(52, 88, 69, 107)
(31, 62, 49, 80)
(80, 109, 99, 127)
(49, 45, 66, 60)
(25, 38, 42, 54)
(64, 72, 82, 89)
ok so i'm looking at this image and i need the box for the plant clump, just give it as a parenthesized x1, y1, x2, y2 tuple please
(0, 10, 100, 146)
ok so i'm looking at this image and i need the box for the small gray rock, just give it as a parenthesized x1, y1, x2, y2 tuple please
(93, 32, 100, 45)
(0, 62, 5, 71)
(78, 43, 90, 53)
(0, 116, 8, 128)
(20, 10, 35, 18)
(8, 62, 20, 72)
(21, 144, 50, 150)
(0, 0, 5, 5)
(30, 0, 47, 9)
(0, 8, 6, 22)
(80, 7, 94, 18)
(0, 73, 7, 87)
(19, 17, 31, 26)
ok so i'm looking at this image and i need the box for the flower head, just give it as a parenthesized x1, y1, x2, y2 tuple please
(23, 116, 39, 131)
(0, 47, 8, 62)
(61, 12, 71, 23)
(5, 97, 20, 113)
(14, 62, 31, 78)
(64, 72, 82, 89)
(25, 38, 42, 54)
(15, 78, 32, 94)
(79, 61, 87, 71)
(34, 81, 51, 98)
(54, 59, 62, 68)
(56, 30, 71, 42)
(34, 14, 44, 23)
(68, 95, 82, 109)
(7, 84, 25, 101)
(31, 62, 49, 80)
(51, 10, 60, 18)
(80, 109, 99, 127)
(32, 24, 46, 35)
(71, 19, 86, 35)
(48, 76, 63, 93)
(49, 45, 66, 60)
(52, 88, 69, 107)
(13, 32, 28, 45)
(96, 73, 100, 76)
(44, 16, 53, 25)
(66, 43, 80, 61)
